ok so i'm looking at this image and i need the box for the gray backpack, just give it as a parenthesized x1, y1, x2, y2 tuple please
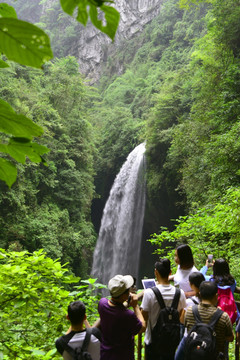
(57, 328, 96, 360)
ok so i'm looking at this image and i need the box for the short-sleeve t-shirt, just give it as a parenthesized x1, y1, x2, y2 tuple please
(98, 298, 142, 360)
(141, 284, 187, 345)
(55, 328, 101, 360)
(174, 265, 198, 292)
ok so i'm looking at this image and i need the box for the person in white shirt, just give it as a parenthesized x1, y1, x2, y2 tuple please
(55, 300, 101, 360)
(169, 244, 198, 297)
(141, 258, 187, 360)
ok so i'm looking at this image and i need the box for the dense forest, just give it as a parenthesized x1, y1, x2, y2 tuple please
(1, 0, 240, 358)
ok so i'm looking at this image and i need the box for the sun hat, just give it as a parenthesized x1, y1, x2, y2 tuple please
(108, 274, 134, 298)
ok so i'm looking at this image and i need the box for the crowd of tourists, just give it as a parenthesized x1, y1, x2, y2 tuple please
(55, 244, 240, 360)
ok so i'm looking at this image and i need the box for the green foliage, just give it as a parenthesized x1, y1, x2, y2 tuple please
(0, 248, 105, 359)
(140, 0, 240, 226)
(70, 278, 107, 324)
(0, 97, 49, 186)
(159, 0, 240, 208)
(0, 99, 43, 137)
(178, 0, 212, 9)
(0, 248, 77, 359)
(0, 56, 96, 276)
(0, 3, 52, 187)
(0, 3, 17, 19)
(0, 0, 120, 187)
(149, 187, 240, 278)
(0, 18, 53, 67)
(0, 157, 17, 187)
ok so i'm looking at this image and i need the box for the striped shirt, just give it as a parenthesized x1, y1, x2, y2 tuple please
(184, 303, 233, 354)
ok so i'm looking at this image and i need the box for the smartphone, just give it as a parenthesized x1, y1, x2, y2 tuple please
(208, 254, 213, 264)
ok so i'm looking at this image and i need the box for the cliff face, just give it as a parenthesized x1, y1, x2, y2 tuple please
(8, 0, 163, 81)
(71, 0, 163, 81)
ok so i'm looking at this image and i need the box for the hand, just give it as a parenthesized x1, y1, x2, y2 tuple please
(206, 259, 213, 268)
(129, 293, 139, 308)
(185, 290, 196, 298)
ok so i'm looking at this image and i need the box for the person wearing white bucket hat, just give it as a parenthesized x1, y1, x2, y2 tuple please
(98, 274, 146, 360)
(108, 274, 134, 297)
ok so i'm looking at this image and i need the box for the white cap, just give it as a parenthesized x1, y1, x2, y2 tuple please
(108, 275, 134, 297)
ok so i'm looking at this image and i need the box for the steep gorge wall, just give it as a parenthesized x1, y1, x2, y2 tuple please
(66, 0, 163, 81)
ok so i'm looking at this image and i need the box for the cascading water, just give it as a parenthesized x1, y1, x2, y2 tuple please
(91, 143, 146, 286)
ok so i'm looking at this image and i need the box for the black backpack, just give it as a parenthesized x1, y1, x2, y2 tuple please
(58, 328, 94, 360)
(184, 305, 223, 360)
(151, 286, 181, 355)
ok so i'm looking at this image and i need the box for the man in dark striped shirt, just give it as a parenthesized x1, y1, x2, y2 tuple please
(184, 281, 234, 357)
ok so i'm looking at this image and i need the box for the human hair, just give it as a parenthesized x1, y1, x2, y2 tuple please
(67, 301, 86, 326)
(213, 258, 235, 286)
(155, 258, 171, 278)
(189, 272, 205, 289)
(199, 281, 218, 300)
(176, 244, 194, 269)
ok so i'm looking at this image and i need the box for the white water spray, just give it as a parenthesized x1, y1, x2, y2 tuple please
(91, 143, 146, 285)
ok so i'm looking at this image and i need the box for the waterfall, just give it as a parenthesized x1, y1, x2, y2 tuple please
(91, 143, 146, 286)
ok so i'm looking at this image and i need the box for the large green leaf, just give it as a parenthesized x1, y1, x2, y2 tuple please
(60, 0, 120, 40)
(77, 0, 88, 26)
(0, 99, 43, 138)
(60, 0, 82, 16)
(0, 58, 9, 68)
(0, 3, 17, 19)
(89, 4, 120, 40)
(0, 18, 53, 68)
(0, 157, 17, 187)
(0, 138, 49, 164)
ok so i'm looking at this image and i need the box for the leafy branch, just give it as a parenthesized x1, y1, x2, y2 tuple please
(0, 1, 120, 187)
(60, 0, 120, 40)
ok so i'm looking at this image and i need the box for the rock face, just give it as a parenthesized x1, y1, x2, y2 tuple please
(7, 0, 162, 81)
(72, 0, 163, 81)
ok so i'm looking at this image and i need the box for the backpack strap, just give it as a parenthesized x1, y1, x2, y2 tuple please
(192, 305, 223, 329)
(58, 337, 76, 357)
(192, 304, 202, 323)
(208, 308, 223, 330)
(151, 287, 180, 310)
(81, 328, 92, 353)
(151, 286, 166, 309)
(171, 288, 180, 309)
(90, 327, 102, 342)
(190, 297, 199, 305)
